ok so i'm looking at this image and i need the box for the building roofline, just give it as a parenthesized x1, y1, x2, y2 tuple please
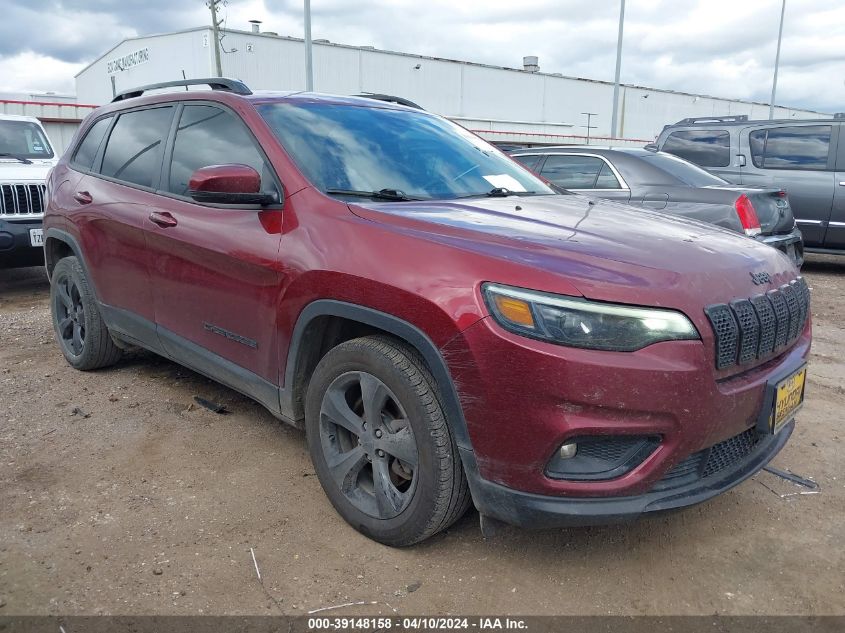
(75, 26, 829, 115)
(73, 26, 210, 78)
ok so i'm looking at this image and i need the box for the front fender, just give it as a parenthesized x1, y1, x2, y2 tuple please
(281, 297, 477, 452)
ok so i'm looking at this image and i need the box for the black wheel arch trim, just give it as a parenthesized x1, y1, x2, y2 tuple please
(282, 299, 474, 453)
(43, 228, 98, 297)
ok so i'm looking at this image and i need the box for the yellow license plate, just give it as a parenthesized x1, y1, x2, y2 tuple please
(771, 366, 807, 433)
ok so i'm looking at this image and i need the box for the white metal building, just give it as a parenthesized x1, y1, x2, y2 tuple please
(74, 26, 829, 145)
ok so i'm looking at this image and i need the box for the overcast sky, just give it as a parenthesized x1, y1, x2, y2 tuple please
(1, 0, 843, 111)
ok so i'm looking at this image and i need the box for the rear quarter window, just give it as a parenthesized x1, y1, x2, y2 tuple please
(71, 116, 112, 171)
(749, 125, 832, 170)
(661, 129, 730, 168)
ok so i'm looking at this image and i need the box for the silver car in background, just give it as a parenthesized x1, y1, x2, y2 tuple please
(510, 146, 804, 267)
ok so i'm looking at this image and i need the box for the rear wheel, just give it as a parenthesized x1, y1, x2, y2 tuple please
(305, 335, 471, 546)
(50, 256, 122, 370)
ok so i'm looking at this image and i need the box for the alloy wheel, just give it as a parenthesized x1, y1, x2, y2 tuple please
(318, 371, 419, 519)
(54, 275, 86, 356)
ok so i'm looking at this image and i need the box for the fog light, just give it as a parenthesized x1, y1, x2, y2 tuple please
(546, 435, 661, 481)
(559, 442, 578, 459)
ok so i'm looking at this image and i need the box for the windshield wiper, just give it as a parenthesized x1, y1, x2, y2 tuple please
(0, 153, 32, 165)
(325, 188, 423, 201)
(450, 188, 539, 199)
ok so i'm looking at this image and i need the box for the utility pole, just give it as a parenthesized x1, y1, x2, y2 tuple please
(610, 0, 625, 138)
(207, 0, 224, 77)
(769, 0, 786, 120)
(304, 0, 314, 91)
(582, 112, 598, 145)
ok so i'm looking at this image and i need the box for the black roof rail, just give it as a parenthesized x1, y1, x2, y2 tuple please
(353, 93, 424, 110)
(674, 115, 749, 125)
(112, 78, 252, 103)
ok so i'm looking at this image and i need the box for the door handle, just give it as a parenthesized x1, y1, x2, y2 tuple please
(839, 182, 845, 186)
(73, 191, 93, 205)
(148, 211, 178, 228)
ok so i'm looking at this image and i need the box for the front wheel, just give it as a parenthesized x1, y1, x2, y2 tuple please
(50, 256, 122, 371)
(305, 336, 471, 546)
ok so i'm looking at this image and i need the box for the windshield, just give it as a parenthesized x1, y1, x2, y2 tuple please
(0, 120, 54, 159)
(636, 151, 727, 187)
(258, 102, 553, 200)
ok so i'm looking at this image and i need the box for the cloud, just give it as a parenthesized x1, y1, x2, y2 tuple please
(0, 0, 205, 62)
(0, 52, 84, 95)
(0, 0, 842, 111)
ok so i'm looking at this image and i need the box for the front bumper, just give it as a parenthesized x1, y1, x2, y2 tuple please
(757, 228, 804, 268)
(442, 311, 810, 524)
(0, 218, 44, 268)
(462, 422, 792, 528)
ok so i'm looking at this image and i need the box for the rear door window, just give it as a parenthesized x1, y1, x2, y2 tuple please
(661, 130, 730, 167)
(100, 106, 174, 189)
(540, 155, 620, 189)
(166, 104, 273, 197)
(749, 125, 832, 170)
(71, 116, 112, 171)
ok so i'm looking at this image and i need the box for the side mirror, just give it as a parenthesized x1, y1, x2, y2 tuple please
(188, 164, 279, 206)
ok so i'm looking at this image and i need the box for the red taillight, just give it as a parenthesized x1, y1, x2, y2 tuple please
(735, 194, 761, 236)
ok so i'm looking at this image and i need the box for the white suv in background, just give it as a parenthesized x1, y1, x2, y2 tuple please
(0, 114, 58, 268)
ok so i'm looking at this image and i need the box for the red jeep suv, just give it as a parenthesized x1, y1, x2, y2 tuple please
(43, 79, 811, 546)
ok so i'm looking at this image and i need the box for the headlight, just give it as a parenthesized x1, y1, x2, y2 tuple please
(482, 283, 699, 351)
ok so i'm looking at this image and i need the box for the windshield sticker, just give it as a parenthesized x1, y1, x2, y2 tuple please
(483, 174, 527, 192)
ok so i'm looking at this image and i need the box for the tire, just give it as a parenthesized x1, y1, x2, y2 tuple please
(50, 256, 122, 371)
(305, 335, 471, 546)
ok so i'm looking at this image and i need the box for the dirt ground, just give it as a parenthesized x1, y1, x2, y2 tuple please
(1, 256, 843, 616)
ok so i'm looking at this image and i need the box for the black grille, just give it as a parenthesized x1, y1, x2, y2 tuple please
(0, 183, 46, 217)
(702, 427, 760, 477)
(653, 452, 705, 491)
(575, 436, 649, 462)
(798, 277, 811, 319)
(705, 278, 810, 370)
(704, 304, 739, 369)
(768, 288, 790, 349)
(782, 283, 801, 341)
(731, 299, 759, 364)
(654, 427, 762, 491)
(750, 294, 776, 356)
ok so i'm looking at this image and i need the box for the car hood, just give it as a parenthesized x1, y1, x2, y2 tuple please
(348, 193, 799, 309)
(0, 159, 55, 182)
